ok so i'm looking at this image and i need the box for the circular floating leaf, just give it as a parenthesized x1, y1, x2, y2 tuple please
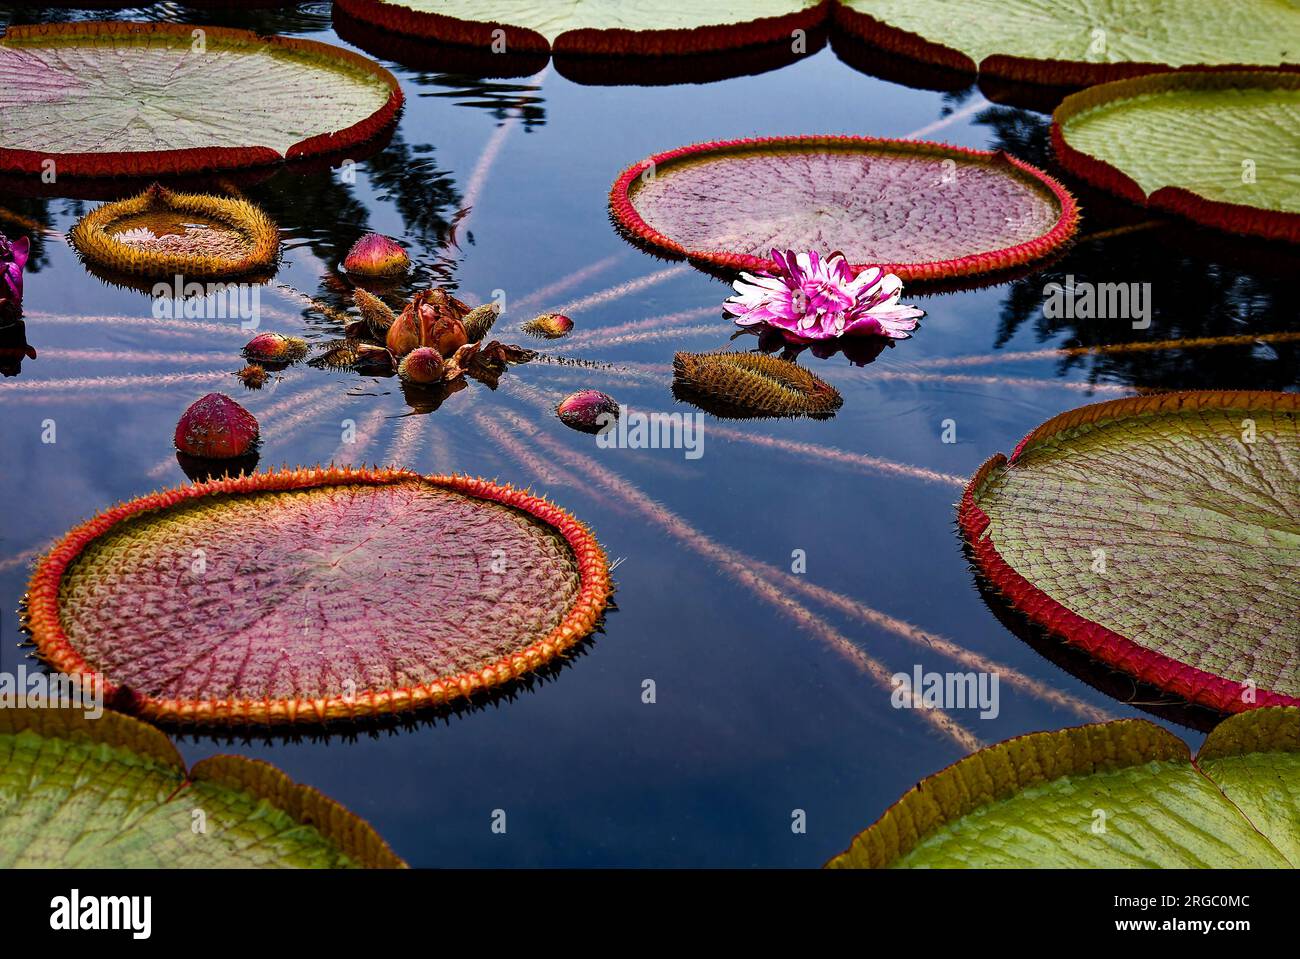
(333, 0, 826, 55)
(25, 467, 612, 726)
(1052, 72, 1300, 242)
(333, 0, 825, 85)
(959, 392, 1300, 714)
(829, 707, 1300, 868)
(611, 136, 1078, 282)
(673, 351, 843, 419)
(69, 184, 280, 279)
(0, 21, 401, 177)
(835, 0, 1300, 85)
(0, 707, 404, 867)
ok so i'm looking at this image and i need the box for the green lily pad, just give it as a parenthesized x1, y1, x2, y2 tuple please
(835, 0, 1300, 83)
(1052, 71, 1300, 241)
(0, 21, 401, 177)
(829, 707, 1300, 868)
(960, 392, 1300, 714)
(0, 707, 405, 867)
(333, 0, 826, 53)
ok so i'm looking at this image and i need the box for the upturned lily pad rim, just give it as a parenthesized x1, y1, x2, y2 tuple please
(68, 184, 281, 280)
(24, 465, 612, 726)
(1051, 71, 1300, 243)
(671, 350, 844, 419)
(827, 706, 1300, 868)
(609, 135, 1080, 282)
(959, 391, 1300, 715)
(1, 706, 406, 868)
(0, 21, 402, 178)
(332, 0, 830, 57)
(832, 1, 1300, 86)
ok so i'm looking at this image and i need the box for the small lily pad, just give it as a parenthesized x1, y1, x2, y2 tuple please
(69, 184, 280, 280)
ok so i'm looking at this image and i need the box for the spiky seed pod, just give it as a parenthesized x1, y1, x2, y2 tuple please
(397, 346, 445, 385)
(353, 288, 397, 337)
(242, 332, 309, 365)
(174, 393, 260, 459)
(235, 364, 268, 389)
(521, 312, 574, 339)
(68, 183, 280, 280)
(462, 302, 500, 343)
(343, 233, 410, 277)
(308, 339, 359, 370)
(557, 390, 619, 434)
(309, 340, 395, 374)
(672, 351, 843, 419)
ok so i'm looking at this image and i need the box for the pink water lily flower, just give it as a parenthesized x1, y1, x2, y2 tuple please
(0, 232, 29, 320)
(724, 249, 923, 342)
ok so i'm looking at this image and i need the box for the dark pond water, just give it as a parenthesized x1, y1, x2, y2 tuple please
(1, 3, 1295, 868)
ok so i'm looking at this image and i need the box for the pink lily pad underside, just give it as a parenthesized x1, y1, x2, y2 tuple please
(613, 137, 1078, 281)
(35, 471, 611, 724)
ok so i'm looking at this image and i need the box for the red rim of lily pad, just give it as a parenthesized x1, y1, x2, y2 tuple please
(959, 391, 1300, 715)
(332, 0, 829, 57)
(0, 21, 402, 178)
(609, 135, 1079, 282)
(1051, 72, 1300, 243)
(831, 2, 1300, 87)
(24, 466, 612, 726)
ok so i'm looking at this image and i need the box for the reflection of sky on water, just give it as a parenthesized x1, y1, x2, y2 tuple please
(0, 6, 1294, 866)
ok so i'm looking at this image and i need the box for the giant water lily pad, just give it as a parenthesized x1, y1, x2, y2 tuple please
(960, 392, 1300, 714)
(835, 0, 1300, 84)
(0, 21, 401, 177)
(333, 0, 826, 55)
(1052, 72, 1300, 242)
(0, 707, 404, 867)
(830, 707, 1300, 867)
(69, 184, 280, 280)
(611, 136, 1078, 281)
(24, 467, 612, 726)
